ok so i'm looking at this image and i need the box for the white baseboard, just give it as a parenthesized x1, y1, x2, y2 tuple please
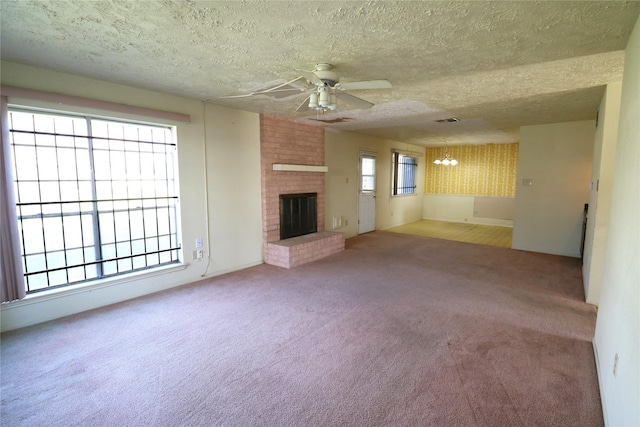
(422, 216, 514, 228)
(592, 340, 609, 426)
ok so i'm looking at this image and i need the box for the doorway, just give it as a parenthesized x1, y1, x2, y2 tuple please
(358, 152, 376, 234)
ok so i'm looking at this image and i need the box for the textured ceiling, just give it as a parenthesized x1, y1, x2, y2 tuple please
(1, 1, 639, 146)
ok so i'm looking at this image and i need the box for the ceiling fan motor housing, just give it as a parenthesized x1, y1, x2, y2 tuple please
(314, 63, 339, 87)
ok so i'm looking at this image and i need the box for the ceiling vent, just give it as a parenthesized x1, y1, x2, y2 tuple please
(435, 117, 460, 123)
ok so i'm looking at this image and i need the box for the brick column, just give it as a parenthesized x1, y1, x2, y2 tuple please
(260, 114, 326, 250)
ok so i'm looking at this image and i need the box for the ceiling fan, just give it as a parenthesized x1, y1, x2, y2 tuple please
(292, 63, 392, 112)
(218, 63, 392, 113)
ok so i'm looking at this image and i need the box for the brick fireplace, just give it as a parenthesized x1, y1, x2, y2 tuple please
(260, 114, 344, 268)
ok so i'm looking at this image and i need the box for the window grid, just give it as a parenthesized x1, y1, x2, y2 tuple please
(9, 110, 181, 293)
(361, 156, 376, 192)
(392, 153, 417, 195)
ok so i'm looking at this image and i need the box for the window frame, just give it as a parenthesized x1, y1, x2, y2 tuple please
(391, 151, 418, 196)
(8, 106, 183, 294)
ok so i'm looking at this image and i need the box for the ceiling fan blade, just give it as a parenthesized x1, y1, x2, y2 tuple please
(295, 95, 311, 112)
(215, 85, 303, 100)
(296, 69, 323, 86)
(254, 87, 305, 99)
(336, 80, 392, 90)
(336, 92, 374, 109)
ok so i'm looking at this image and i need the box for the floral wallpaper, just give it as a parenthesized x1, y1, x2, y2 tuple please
(424, 143, 519, 197)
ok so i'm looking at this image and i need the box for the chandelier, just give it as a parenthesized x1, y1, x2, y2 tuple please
(433, 141, 458, 165)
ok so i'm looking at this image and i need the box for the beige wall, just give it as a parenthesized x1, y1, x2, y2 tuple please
(512, 120, 595, 257)
(582, 82, 622, 305)
(325, 129, 425, 238)
(0, 62, 264, 331)
(594, 16, 640, 427)
(204, 104, 263, 272)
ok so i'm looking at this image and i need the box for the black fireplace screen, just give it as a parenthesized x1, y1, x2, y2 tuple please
(280, 193, 317, 240)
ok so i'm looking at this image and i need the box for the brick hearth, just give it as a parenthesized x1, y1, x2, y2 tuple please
(265, 231, 345, 269)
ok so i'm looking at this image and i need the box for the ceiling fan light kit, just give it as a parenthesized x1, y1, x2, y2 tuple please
(309, 86, 337, 111)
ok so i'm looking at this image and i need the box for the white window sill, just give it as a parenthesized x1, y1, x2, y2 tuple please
(392, 193, 418, 197)
(4, 263, 187, 307)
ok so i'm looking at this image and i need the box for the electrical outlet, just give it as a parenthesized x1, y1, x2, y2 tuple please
(196, 249, 203, 259)
(195, 237, 203, 248)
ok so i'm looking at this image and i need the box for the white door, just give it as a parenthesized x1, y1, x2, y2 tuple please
(358, 153, 376, 234)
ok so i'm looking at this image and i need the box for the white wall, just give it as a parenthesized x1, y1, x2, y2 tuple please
(582, 82, 622, 305)
(204, 104, 263, 272)
(325, 129, 425, 238)
(422, 194, 513, 227)
(594, 16, 640, 427)
(0, 62, 264, 331)
(512, 121, 595, 257)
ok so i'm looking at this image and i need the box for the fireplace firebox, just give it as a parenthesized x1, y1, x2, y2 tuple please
(280, 193, 317, 240)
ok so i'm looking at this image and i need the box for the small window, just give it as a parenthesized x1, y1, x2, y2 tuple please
(361, 156, 376, 192)
(8, 108, 181, 293)
(392, 152, 417, 195)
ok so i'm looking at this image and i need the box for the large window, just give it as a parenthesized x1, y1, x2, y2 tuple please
(8, 109, 181, 293)
(392, 152, 417, 195)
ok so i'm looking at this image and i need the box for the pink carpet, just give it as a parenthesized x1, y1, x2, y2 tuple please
(0, 231, 602, 426)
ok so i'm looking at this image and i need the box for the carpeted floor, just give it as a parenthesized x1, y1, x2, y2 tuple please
(0, 231, 602, 426)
